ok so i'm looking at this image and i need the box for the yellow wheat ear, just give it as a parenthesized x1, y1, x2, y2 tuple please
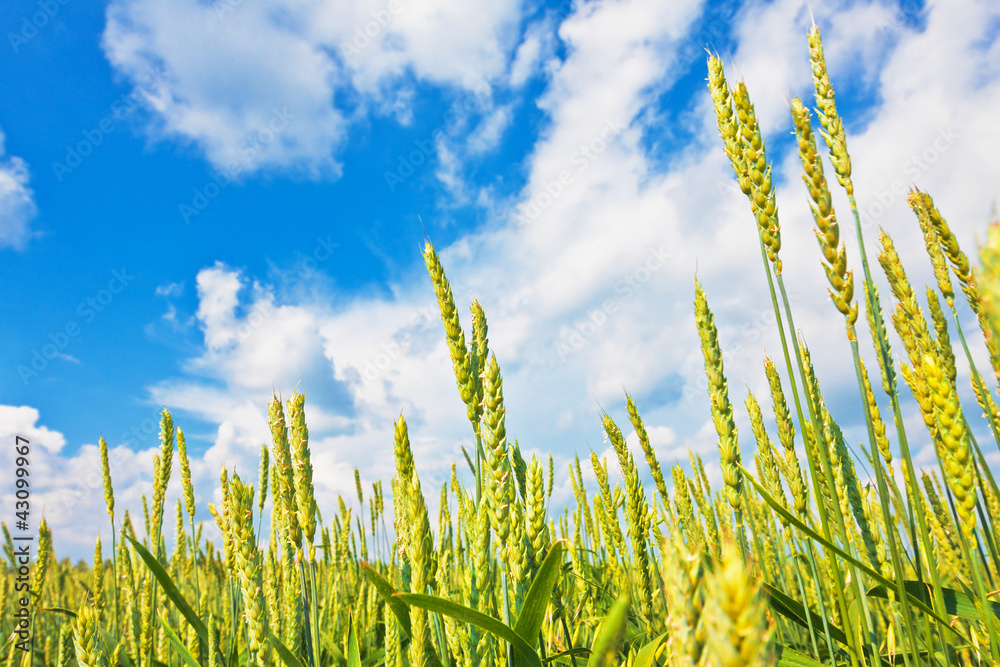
(733, 81, 782, 273)
(288, 392, 316, 562)
(226, 472, 269, 663)
(791, 97, 857, 330)
(808, 24, 853, 198)
(707, 54, 782, 273)
(707, 54, 750, 197)
(921, 353, 977, 541)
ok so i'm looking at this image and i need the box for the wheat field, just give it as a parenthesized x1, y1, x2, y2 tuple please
(4, 24, 1000, 667)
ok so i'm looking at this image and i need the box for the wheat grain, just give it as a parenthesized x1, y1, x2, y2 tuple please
(57, 623, 73, 667)
(672, 465, 697, 546)
(628, 394, 671, 509)
(526, 455, 549, 576)
(227, 473, 269, 662)
(482, 355, 515, 570)
(288, 392, 317, 561)
(92, 537, 104, 620)
(707, 54, 751, 198)
(976, 217, 1000, 349)
(99, 436, 115, 527)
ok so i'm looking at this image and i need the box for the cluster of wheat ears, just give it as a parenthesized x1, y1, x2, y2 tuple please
(5, 23, 1000, 667)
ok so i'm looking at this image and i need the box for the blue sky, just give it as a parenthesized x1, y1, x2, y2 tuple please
(2, 0, 998, 558)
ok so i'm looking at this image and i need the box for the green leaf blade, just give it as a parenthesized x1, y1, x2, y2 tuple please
(395, 592, 541, 667)
(360, 561, 412, 639)
(125, 535, 207, 641)
(513, 540, 566, 650)
(586, 593, 630, 667)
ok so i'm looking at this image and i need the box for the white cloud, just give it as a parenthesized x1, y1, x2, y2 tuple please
(0, 406, 66, 454)
(0, 127, 38, 251)
(155, 281, 184, 297)
(101, 0, 527, 176)
(102, 1, 344, 178)
(508, 18, 557, 88)
(466, 104, 514, 155)
(0, 408, 164, 557)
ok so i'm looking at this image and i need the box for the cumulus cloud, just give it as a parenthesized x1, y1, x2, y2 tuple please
(0, 407, 158, 556)
(0, 406, 66, 454)
(101, 0, 526, 177)
(0, 127, 38, 250)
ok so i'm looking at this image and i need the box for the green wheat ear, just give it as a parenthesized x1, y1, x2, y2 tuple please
(73, 602, 103, 667)
(99, 436, 115, 524)
(694, 278, 742, 517)
(703, 537, 772, 667)
(424, 240, 479, 430)
(288, 391, 317, 561)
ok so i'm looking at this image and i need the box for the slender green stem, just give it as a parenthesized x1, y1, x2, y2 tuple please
(848, 331, 922, 666)
(475, 432, 484, 508)
(557, 603, 580, 667)
(109, 517, 120, 641)
(750, 229, 862, 663)
(298, 557, 316, 667)
(775, 272, 864, 667)
(501, 569, 514, 667)
(801, 533, 839, 661)
(309, 558, 321, 667)
(787, 531, 822, 658)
